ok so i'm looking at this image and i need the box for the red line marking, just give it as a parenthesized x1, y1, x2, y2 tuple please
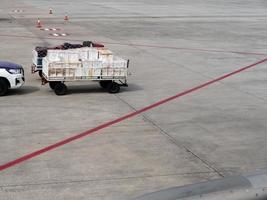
(0, 34, 265, 56)
(49, 33, 69, 37)
(100, 42, 267, 56)
(0, 58, 267, 172)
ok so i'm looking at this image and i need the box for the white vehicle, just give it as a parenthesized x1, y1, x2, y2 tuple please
(41, 47, 129, 95)
(0, 61, 25, 96)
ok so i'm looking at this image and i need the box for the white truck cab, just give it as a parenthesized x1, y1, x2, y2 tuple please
(0, 61, 25, 96)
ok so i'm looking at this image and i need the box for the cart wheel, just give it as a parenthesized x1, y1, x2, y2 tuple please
(99, 80, 112, 89)
(107, 82, 120, 93)
(0, 79, 8, 96)
(49, 82, 60, 90)
(38, 70, 43, 78)
(54, 83, 67, 96)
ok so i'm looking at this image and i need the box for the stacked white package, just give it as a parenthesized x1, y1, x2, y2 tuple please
(101, 56, 128, 76)
(113, 56, 128, 68)
(47, 50, 61, 62)
(47, 49, 80, 63)
(67, 51, 80, 63)
(77, 47, 89, 61)
(98, 49, 113, 62)
(82, 60, 103, 77)
(70, 47, 99, 61)
(83, 61, 103, 68)
(88, 48, 99, 61)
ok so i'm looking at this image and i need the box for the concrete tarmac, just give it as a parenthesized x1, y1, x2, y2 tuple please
(0, 0, 267, 199)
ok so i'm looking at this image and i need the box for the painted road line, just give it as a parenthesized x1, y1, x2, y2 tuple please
(40, 28, 61, 31)
(0, 57, 267, 172)
(0, 34, 265, 56)
(13, 9, 23, 13)
(49, 33, 69, 37)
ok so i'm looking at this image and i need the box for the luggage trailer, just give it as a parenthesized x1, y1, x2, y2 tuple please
(41, 60, 130, 96)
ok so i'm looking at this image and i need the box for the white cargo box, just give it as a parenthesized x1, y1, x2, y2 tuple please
(98, 49, 113, 62)
(47, 50, 79, 63)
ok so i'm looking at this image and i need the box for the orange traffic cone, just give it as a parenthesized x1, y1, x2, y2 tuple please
(49, 8, 53, 14)
(36, 18, 42, 28)
(64, 13, 69, 21)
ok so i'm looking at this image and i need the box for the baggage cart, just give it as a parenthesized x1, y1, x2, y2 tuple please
(41, 47, 129, 95)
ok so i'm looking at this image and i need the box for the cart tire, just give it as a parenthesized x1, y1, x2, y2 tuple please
(0, 79, 8, 96)
(99, 80, 112, 89)
(107, 82, 120, 93)
(49, 82, 60, 90)
(54, 83, 67, 95)
(38, 70, 43, 78)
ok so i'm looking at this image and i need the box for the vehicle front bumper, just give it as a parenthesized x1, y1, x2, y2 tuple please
(10, 74, 25, 89)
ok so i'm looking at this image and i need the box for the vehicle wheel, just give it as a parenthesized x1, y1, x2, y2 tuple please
(38, 70, 43, 78)
(0, 79, 8, 96)
(49, 82, 60, 90)
(54, 83, 67, 95)
(99, 80, 112, 89)
(107, 82, 120, 93)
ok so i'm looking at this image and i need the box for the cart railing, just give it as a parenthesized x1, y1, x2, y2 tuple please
(42, 58, 129, 81)
(32, 50, 43, 69)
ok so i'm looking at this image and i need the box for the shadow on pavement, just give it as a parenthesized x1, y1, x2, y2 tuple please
(6, 86, 40, 96)
(65, 83, 143, 95)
